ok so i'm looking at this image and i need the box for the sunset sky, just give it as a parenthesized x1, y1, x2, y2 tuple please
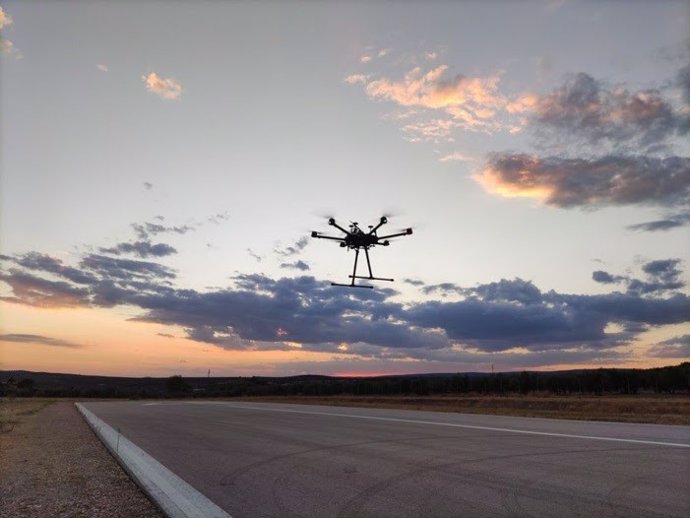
(1, 1, 689, 377)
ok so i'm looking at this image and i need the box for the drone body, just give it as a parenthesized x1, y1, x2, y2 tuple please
(311, 216, 413, 288)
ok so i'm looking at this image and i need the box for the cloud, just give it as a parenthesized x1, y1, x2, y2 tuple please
(365, 65, 503, 111)
(592, 259, 685, 295)
(206, 212, 230, 225)
(2, 244, 689, 364)
(132, 221, 195, 239)
(592, 271, 624, 284)
(142, 72, 182, 100)
(529, 72, 687, 149)
(439, 152, 473, 162)
(677, 63, 690, 106)
(1, 37, 20, 58)
(0, 5, 17, 58)
(0, 7, 13, 29)
(96, 64, 109, 72)
(403, 278, 425, 287)
(344, 74, 368, 85)
(79, 254, 176, 281)
(280, 260, 310, 271)
(476, 153, 690, 208)
(359, 48, 390, 64)
(347, 64, 507, 136)
(143, 181, 153, 190)
(247, 248, 262, 263)
(13, 253, 98, 285)
(626, 211, 690, 232)
(425, 51, 438, 61)
(99, 241, 177, 258)
(647, 335, 690, 358)
(0, 269, 91, 308)
(0, 333, 82, 348)
(275, 236, 309, 257)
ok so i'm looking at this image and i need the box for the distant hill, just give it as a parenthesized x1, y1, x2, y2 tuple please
(1, 363, 688, 398)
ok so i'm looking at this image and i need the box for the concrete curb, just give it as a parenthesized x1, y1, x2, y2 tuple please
(75, 403, 231, 518)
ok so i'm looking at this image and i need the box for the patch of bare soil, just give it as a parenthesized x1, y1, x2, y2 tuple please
(0, 399, 162, 518)
(237, 394, 690, 425)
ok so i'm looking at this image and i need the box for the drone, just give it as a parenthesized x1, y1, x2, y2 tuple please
(311, 216, 413, 288)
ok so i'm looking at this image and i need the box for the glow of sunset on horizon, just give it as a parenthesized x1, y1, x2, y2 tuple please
(1, 1, 689, 377)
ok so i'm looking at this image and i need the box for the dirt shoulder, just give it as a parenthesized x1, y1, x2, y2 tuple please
(235, 394, 690, 425)
(0, 399, 162, 518)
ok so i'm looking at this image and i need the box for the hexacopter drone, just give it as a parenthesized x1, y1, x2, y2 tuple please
(311, 216, 413, 288)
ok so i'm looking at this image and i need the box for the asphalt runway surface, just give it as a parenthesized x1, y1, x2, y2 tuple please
(82, 401, 690, 517)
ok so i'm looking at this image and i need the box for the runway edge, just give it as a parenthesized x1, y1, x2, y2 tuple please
(75, 403, 232, 518)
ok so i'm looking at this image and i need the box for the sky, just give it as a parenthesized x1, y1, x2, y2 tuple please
(1, 1, 689, 377)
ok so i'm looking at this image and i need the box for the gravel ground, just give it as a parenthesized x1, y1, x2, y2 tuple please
(0, 400, 163, 518)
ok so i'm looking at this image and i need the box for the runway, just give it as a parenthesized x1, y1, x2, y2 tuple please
(81, 400, 690, 517)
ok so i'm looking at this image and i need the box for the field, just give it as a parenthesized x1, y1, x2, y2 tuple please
(238, 394, 690, 425)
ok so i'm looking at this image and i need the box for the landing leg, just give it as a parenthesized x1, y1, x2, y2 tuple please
(364, 248, 374, 278)
(351, 248, 360, 287)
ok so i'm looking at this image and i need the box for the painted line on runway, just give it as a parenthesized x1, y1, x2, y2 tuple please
(76, 403, 231, 518)
(188, 401, 690, 449)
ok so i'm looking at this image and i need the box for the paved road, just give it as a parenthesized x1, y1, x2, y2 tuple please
(82, 401, 690, 517)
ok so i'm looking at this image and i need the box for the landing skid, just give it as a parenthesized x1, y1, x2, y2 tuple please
(331, 282, 374, 289)
(349, 275, 394, 282)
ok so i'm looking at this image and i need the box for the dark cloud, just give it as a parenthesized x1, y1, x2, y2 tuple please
(247, 248, 262, 263)
(100, 241, 177, 258)
(403, 278, 425, 287)
(0, 269, 91, 307)
(206, 212, 230, 225)
(280, 260, 310, 271)
(143, 182, 153, 190)
(275, 237, 309, 257)
(647, 335, 690, 358)
(480, 153, 690, 208)
(132, 221, 195, 240)
(592, 259, 684, 295)
(421, 282, 462, 295)
(2, 248, 689, 363)
(79, 254, 176, 281)
(532, 72, 687, 149)
(678, 63, 690, 106)
(592, 271, 624, 284)
(0, 333, 83, 348)
(626, 211, 690, 232)
(13, 253, 98, 284)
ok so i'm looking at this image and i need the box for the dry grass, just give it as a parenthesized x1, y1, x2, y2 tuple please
(0, 398, 54, 434)
(0, 398, 162, 517)
(236, 394, 690, 425)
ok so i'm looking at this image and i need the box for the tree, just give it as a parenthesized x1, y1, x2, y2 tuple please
(166, 375, 190, 395)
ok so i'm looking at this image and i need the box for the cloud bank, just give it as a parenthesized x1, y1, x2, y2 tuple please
(1, 242, 688, 368)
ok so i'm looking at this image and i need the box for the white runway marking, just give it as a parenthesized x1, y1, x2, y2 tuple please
(189, 402, 690, 449)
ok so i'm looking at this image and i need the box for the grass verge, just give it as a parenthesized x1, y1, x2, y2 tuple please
(235, 394, 690, 425)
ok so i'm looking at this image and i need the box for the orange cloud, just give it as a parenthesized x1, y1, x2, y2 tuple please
(474, 157, 554, 201)
(365, 65, 503, 110)
(0, 6, 12, 29)
(475, 153, 690, 208)
(143, 72, 182, 100)
(344, 74, 367, 85)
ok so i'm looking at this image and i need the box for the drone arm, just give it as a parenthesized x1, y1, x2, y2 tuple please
(378, 228, 413, 240)
(369, 216, 388, 235)
(329, 219, 351, 235)
(311, 233, 345, 242)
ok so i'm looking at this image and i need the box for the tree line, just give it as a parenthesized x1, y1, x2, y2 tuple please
(2, 363, 688, 398)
